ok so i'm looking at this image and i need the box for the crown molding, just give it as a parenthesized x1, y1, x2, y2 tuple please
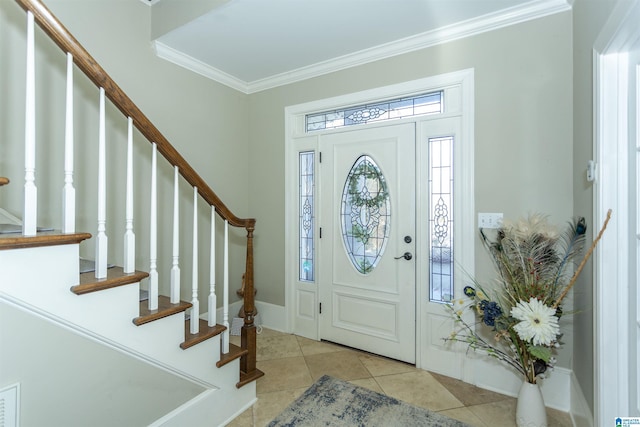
(139, 0, 161, 6)
(153, 41, 249, 92)
(153, 0, 571, 94)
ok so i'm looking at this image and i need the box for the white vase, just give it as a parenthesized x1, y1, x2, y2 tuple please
(515, 381, 548, 427)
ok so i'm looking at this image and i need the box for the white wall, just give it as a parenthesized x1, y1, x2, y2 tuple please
(0, 0, 251, 311)
(0, 301, 205, 427)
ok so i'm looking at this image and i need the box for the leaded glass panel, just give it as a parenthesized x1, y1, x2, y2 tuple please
(429, 137, 454, 302)
(299, 151, 315, 282)
(341, 155, 390, 274)
(306, 91, 442, 132)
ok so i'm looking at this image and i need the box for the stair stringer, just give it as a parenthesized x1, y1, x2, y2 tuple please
(0, 242, 255, 424)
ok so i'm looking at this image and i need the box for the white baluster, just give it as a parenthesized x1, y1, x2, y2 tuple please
(190, 187, 199, 335)
(223, 219, 229, 353)
(62, 53, 75, 234)
(208, 206, 217, 327)
(95, 88, 108, 279)
(148, 143, 158, 311)
(123, 117, 135, 273)
(23, 11, 37, 237)
(170, 166, 180, 304)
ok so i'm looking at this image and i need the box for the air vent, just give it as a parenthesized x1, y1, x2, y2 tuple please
(0, 383, 19, 427)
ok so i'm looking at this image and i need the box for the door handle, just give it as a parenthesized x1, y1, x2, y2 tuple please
(394, 252, 412, 261)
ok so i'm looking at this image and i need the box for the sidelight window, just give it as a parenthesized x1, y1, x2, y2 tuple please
(299, 151, 315, 282)
(429, 136, 454, 302)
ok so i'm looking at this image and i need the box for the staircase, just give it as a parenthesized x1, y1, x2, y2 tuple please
(0, 0, 262, 425)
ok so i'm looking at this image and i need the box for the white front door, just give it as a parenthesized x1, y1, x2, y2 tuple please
(318, 123, 416, 363)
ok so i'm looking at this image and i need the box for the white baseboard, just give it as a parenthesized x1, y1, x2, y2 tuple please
(540, 367, 572, 412)
(254, 301, 287, 332)
(569, 371, 593, 427)
(473, 357, 572, 412)
(149, 387, 257, 427)
(207, 300, 287, 332)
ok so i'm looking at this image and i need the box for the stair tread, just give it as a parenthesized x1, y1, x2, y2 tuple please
(217, 343, 248, 368)
(237, 368, 265, 388)
(133, 295, 192, 326)
(72, 267, 149, 295)
(0, 231, 91, 250)
(181, 319, 226, 350)
(0, 177, 9, 186)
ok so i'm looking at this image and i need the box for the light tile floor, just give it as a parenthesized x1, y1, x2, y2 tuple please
(227, 328, 573, 427)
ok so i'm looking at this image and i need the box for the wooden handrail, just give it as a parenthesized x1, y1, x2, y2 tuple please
(14, 0, 252, 229)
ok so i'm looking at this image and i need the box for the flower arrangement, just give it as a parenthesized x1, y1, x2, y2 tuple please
(446, 210, 611, 384)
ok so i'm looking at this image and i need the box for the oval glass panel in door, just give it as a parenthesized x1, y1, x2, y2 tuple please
(341, 155, 391, 274)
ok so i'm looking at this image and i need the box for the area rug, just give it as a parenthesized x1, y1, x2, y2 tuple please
(268, 375, 471, 426)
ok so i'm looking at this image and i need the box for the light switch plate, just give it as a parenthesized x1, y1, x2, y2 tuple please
(478, 212, 503, 229)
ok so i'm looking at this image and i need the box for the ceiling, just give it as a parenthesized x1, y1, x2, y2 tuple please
(146, 0, 571, 93)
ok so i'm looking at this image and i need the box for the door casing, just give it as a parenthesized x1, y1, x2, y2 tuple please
(593, 0, 640, 422)
(284, 69, 475, 377)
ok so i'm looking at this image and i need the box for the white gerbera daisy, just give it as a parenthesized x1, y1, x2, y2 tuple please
(511, 298, 559, 346)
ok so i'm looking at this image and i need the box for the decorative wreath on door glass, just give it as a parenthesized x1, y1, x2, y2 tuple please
(341, 155, 390, 274)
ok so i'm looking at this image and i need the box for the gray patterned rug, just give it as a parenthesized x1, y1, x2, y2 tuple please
(268, 375, 471, 427)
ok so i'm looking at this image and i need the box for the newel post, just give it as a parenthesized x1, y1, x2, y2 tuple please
(241, 219, 257, 376)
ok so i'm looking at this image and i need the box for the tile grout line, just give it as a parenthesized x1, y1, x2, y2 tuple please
(238, 331, 573, 427)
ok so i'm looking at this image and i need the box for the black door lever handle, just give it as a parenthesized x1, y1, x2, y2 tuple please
(394, 252, 412, 261)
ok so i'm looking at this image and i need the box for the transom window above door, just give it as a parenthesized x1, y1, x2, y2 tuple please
(305, 91, 443, 132)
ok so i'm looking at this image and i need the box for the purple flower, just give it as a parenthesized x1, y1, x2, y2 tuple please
(480, 300, 503, 327)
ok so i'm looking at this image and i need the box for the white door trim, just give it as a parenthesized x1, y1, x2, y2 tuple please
(593, 0, 640, 424)
(284, 69, 474, 371)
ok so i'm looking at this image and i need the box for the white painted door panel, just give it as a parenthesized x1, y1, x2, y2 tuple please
(319, 124, 416, 363)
